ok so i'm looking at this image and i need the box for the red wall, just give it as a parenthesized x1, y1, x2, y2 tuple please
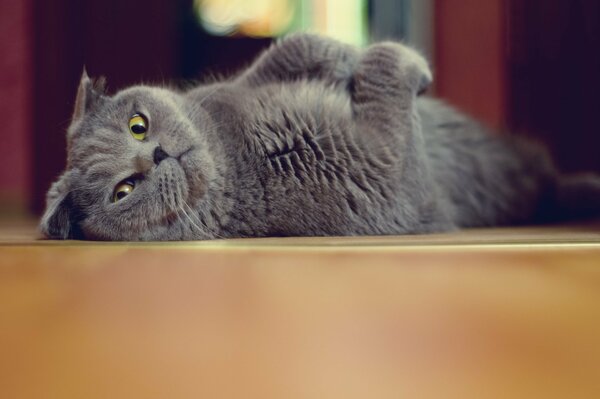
(507, 0, 600, 173)
(434, 0, 507, 129)
(0, 0, 32, 205)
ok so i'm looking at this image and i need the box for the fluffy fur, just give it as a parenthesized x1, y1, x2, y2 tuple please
(40, 34, 600, 240)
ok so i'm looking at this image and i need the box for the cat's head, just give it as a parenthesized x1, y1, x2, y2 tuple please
(40, 70, 219, 240)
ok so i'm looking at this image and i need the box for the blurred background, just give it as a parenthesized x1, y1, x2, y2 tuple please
(0, 0, 598, 217)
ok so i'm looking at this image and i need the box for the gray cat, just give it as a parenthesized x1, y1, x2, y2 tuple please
(40, 33, 600, 240)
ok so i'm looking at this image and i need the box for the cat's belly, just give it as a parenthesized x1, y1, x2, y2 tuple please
(228, 84, 426, 236)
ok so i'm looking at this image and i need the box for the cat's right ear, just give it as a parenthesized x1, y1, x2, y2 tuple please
(72, 68, 107, 122)
(39, 170, 84, 239)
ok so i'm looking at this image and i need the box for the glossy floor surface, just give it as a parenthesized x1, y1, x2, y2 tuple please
(1, 219, 600, 398)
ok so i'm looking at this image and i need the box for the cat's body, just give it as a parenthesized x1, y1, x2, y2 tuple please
(40, 34, 600, 240)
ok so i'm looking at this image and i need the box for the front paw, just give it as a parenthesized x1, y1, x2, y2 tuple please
(360, 42, 433, 94)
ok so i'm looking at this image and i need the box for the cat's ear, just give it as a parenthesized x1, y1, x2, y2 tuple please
(72, 68, 107, 122)
(39, 170, 84, 239)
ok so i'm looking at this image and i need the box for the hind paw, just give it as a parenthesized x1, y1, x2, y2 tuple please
(358, 42, 432, 95)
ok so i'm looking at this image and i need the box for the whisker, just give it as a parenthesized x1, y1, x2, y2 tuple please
(174, 206, 189, 240)
(182, 201, 211, 237)
(178, 203, 207, 239)
(182, 200, 226, 239)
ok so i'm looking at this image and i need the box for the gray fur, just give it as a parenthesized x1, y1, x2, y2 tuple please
(40, 33, 600, 240)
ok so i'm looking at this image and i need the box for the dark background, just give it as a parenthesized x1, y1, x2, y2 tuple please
(0, 0, 598, 215)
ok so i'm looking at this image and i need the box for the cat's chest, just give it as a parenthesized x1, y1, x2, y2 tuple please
(241, 83, 353, 162)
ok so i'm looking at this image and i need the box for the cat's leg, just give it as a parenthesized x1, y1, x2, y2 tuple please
(351, 42, 432, 171)
(351, 43, 453, 232)
(351, 42, 432, 134)
(236, 33, 360, 89)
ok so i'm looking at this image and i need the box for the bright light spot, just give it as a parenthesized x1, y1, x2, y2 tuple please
(312, 0, 367, 45)
(193, 0, 367, 45)
(195, 0, 295, 37)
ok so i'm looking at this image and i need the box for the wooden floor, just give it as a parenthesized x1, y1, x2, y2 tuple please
(1, 218, 600, 398)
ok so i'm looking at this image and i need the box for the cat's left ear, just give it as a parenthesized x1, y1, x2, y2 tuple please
(39, 170, 84, 239)
(72, 68, 107, 122)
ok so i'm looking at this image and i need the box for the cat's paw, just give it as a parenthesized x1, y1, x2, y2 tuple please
(360, 42, 432, 94)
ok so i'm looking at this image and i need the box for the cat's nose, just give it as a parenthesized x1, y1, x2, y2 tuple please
(153, 146, 170, 165)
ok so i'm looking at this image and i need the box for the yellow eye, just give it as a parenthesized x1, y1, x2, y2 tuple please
(113, 181, 134, 202)
(129, 114, 147, 140)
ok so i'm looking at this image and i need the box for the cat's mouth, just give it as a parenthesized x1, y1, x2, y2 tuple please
(177, 146, 207, 202)
(177, 147, 194, 161)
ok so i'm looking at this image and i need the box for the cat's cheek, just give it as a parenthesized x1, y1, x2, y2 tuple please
(77, 219, 118, 241)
